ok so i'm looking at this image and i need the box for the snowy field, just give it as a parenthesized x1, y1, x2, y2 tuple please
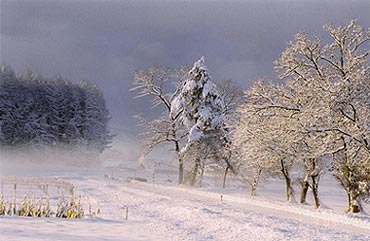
(1, 159, 370, 241)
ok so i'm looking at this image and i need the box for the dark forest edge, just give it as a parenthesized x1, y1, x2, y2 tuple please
(0, 65, 112, 153)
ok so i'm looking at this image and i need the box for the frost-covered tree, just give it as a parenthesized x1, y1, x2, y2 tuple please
(170, 57, 229, 186)
(275, 20, 370, 212)
(216, 79, 244, 188)
(218, 79, 244, 120)
(232, 80, 299, 201)
(234, 20, 369, 210)
(234, 20, 369, 209)
(131, 65, 188, 185)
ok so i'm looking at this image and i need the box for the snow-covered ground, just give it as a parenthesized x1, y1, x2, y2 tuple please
(1, 158, 370, 241)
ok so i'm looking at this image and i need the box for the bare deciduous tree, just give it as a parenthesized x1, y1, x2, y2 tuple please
(233, 21, 369, 211)
(275, 20, 370, 212)
(131, 65, 188, 185)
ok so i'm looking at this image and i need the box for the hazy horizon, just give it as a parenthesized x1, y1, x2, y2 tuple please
(2, 0, 369, 137)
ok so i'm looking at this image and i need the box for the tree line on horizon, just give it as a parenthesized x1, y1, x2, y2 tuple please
(0, 66, 112, 152)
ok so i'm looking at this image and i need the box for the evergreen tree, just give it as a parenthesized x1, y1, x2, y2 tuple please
(170, 57, 227, 185)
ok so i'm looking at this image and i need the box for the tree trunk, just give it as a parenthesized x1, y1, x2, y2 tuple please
(311, 175, 320, 209)
(174, 137, 184, 185)
(222, 151, 235, 189)
(284, 175, 293, 202)
(281, 160, 293, 202)
(222, 166, 229, 189)
(251, 169, 262, 198)
(199, 165, 205, 187)
(334, 137, 361, 213)
(347, 190, 361, 213)
(178, 159, 184, 186)
(189, 157, 200, 186)
(300, 174, 309, 204)
(335, 173, 362, 213)
(172, 121, 184, 186)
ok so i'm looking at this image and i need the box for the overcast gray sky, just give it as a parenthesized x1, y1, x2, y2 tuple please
(1, 0, 369, 137)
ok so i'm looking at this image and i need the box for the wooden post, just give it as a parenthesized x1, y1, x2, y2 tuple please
(152, 171, 155, 188)
(220, 194, 223, 204)
(13, 184, 17, 215)
(125, 206, 128, 220)
(70, 185, 74, 196)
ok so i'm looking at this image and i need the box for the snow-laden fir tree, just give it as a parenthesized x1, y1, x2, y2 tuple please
(170, 57, 227, 186)
(131, 64, 241, 186)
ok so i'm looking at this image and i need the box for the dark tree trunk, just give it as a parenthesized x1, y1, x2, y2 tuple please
(347, 188, 361, 213)
(281, 160, 293, 202)
(173, 134, 184, 185)
(336, 138, 361, 213)
(178, 159, 184, 186)
(222, 166, 229, 189)
(221, 154, 236, 189)
(189, 157, 200, 186)
(284, 174, 293, 202)
(199, 164, 205, 187)
(311, 175, 320, 208)
(300, 174, 309, 204)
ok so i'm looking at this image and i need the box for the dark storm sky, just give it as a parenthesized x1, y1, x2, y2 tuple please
(1, 0, 369, 136)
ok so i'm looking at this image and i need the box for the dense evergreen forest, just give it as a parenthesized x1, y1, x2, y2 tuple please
(0, 65, 111, 152)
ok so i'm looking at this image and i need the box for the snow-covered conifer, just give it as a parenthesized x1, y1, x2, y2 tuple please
(170, 57, 228, 186)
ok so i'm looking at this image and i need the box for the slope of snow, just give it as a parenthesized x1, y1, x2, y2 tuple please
(73, 176, 370, 241)
(1, 160, 370, 241)
(0, 216, 161, 241)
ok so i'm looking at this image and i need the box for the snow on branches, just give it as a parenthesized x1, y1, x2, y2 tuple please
(170, 57, 225, 149)
(170, 57, 230, 186)
(233, 20, 370, 212)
